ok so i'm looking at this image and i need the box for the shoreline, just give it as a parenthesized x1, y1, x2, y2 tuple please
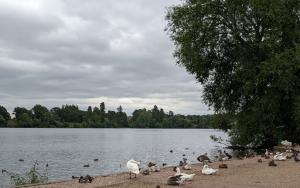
(19, 154, 300, 188)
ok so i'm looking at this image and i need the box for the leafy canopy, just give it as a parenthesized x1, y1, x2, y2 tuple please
(166, 0, 300, 147)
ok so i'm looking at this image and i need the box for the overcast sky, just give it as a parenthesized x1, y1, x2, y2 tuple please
(0, 0, 212, 115)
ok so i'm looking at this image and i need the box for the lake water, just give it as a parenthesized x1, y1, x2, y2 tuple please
(0, 128, 227, 187)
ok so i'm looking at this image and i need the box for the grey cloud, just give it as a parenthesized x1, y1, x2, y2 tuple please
(0, 0, 211, 115)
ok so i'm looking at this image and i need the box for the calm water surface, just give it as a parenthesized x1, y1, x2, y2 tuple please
(0, 128, 227, 187)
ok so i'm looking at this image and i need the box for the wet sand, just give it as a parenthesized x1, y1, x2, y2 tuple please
(22, 155, 300, 188)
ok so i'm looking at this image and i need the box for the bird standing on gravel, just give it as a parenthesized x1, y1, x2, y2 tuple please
(127, 159, 140, 179)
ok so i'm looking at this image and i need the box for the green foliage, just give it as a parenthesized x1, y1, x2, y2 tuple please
(0, 115, 7, 127)
(166, 0, 300, 147)
(4, 161, 48, 186)
(2, 102, 220, 129)
(0, 105, 10, 120)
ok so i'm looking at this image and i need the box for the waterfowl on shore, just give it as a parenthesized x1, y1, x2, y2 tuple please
(148, 162, 156, 167)
(257, 159, 263, 163)
(179, 161, 184, 166)
(269, 160, 277, 167)
(294, 155, 300, 162)
(78, 175, 94, 183)
(183, 163, 192, 170)
(202, 165, 218, 175)
(162, 163, 167, 167)
(281, 140, 292, 147)
(197, 153, 211, 164)
(72, 175, 80, 179)
(273, 152, 287, 161)
(155, 165, 161, 172)
(174, 167, 195, 181)
(127, 159, 140, 179)
(1, 169, 7, 173)
(219, 164, 228, 168)
(224, 150, 232, 159)
(142, 169, 150, 175)
(167, 175, 184, 186)
(218, 150, 229, 161)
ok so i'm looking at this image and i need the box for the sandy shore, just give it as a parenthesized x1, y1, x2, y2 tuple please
(21, 154, 300, 188)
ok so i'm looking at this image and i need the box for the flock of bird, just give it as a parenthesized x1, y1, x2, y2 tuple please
(125, 140, 299, 186)
(126, 149, 231, 185)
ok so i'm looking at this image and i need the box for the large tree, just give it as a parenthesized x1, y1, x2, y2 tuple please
(166, 0, 300, 147)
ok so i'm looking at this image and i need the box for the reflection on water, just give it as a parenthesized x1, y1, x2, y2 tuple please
(0, 128, 227, 187)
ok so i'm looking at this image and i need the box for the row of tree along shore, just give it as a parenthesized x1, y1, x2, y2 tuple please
(0, 102, 229, 129)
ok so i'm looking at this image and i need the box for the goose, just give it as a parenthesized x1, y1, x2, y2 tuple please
(202, 165, 218, 175)
(197, 153, 212, 164)
(273, 152, 287, 161)
(223, 150, 232, 159)
(218, 150, 229, 161)
(127, 159, 140, 179)
(167, 175, 185, 186)
(174, 167, 195, 181)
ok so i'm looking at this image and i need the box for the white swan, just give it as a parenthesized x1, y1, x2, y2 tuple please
(174, 167, 195, 181)
(281, 140, 292, 147)
(202, 165, 218, 175)
(273, 152, 287, 161)
(127, 159, 140, 178)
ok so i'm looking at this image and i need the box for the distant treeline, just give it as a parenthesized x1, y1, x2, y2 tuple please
(0, 103, 229, 129)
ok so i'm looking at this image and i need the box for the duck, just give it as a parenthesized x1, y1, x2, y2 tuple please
(167, 175, 185, 186)
(93, 159, 99, 162)
(179, 161, 184, 166)
(78, 175, 94, 183)
(162, 163, 167, 167)
(83, 164, 90, 167)
(197, 153, 212, 164)
(127, 159, 140, 179)
(273, 152, 287, 161)
(202, 165, 218, 175)
(174, 167, 195, 181)
(269, 160, 277, 167)
(219, 164, 228, 168)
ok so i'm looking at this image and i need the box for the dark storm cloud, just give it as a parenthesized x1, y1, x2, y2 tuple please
(0, 0, 212, 115)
